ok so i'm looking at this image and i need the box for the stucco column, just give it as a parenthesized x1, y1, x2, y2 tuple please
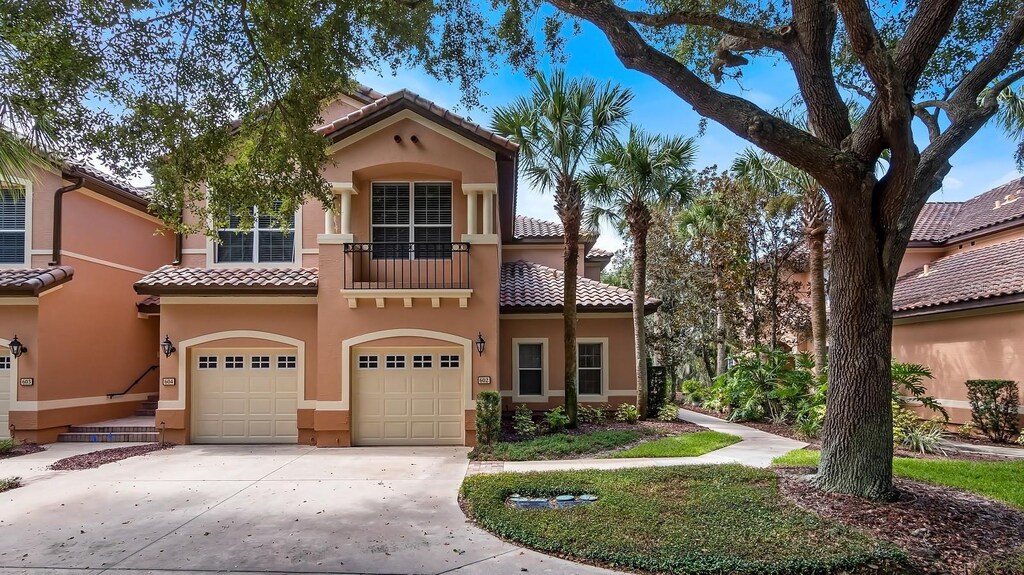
(482, 190, 494, 235)
(324, 205, 336, 235)
(465, 189, 478, 235)
(340, 190, 353, 235)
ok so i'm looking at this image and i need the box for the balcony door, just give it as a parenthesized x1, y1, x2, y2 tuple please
(370, 182, 452, 260)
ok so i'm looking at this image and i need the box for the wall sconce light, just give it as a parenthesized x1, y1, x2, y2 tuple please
(161, 335, 177, 358)
(475, 332, 486, 356)
(8, 335, 27, 359)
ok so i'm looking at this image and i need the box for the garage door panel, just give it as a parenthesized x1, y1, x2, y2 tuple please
(191, 349, 298, 444)
(353, 347, 464, 446)
(0, 350, 10, 440)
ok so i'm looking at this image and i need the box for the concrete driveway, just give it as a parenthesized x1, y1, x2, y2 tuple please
(0, 445, 619, 575)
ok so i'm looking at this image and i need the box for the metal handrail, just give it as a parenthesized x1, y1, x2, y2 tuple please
(343, 242, 471, 290)
(107, 364, 159, 398)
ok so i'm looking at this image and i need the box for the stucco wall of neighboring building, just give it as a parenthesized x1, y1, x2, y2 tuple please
(893, 306, 1024, 426)
(501, 243, 587, 276)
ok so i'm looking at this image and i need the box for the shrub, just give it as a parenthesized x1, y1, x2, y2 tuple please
(657, 403, 679, 422)
(544, 406, 570, 433)
(475, 391, 501, 448)
(710, 348, 817, 423)
(615, 403, 640, 424)
(0, 477, 20, 493)
(966, 379, 1020, 443)
(579, 404, 605, 424)
(679, 379, 705, 404)
(893, 403, 946, 454)
(0, 438, 15, 454)
(512, 404, 538, 439)
(956, 422, 976, 438)
(1017, 434, 1024, 447)
(891, 361, 948, 421)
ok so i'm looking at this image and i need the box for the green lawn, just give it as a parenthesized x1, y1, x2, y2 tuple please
(773, 449, 1024, 508)
(470, 430, 644, 461)
(461, 465, 904, 574)
(606, 430, 741, 458)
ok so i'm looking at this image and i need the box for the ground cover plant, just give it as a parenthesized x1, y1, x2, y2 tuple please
(461, 465, 905, 574)
(472, 429, 646, 461)
(606, 430, 740, 458)
(774, 449, 1024, 508)
(0, 477, 21, 493)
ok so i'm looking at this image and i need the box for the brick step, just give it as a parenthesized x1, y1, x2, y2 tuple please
(134, 409, 156, 417)
(68, 424, 157, 433)
(138, 402, 159, 409)
(58, 432, 160, 443)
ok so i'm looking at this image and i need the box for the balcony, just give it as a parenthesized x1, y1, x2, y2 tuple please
(341, 242, 472, 308)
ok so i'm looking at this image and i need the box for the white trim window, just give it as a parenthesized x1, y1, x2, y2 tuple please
(216, 202, 296, 264)
(370, 182, 452, 259)
(515, 342, 545, 397)
(0, 187, 27, 265)
(577, 341, 605, 396)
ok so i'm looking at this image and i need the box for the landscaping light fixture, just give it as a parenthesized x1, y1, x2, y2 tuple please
(475, 333, 486, 356)
(8, 335, 26, 358)
(161, 335, 176, 358)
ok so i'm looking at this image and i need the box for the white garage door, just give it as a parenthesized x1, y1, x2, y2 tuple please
(352, 348, 464, 446)
(191, 349, 299, 444)
(0, 349, 10, 440)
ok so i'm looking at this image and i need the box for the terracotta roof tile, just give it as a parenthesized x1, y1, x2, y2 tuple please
(893, 237, 1024, 313)
(135, 266, 318, 295)
(513, 215, 564, 239)
(910, 178, 1024, 243)
(500, 260, 659, 313)
(317, 89, 518, 152)
(586, 248, 614, 260)
(0, 266, 74, 295)
(137, 295, 160, 313)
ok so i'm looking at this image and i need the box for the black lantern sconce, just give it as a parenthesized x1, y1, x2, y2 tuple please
(161, 335, 177, 358)
(475, 332, 486, 356)
(8, 335, 27, 359)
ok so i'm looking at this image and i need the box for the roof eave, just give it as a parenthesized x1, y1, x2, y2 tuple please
(133, 285, 318, 296)
(893, 292, 1024, 319)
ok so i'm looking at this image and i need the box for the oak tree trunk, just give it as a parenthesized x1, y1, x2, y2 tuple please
(813, 193, 895, 499)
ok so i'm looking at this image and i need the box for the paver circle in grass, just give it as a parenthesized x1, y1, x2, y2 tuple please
(461, 464, 907, 575)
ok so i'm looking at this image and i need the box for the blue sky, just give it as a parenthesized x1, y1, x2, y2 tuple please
(357, 20, 1023, 251)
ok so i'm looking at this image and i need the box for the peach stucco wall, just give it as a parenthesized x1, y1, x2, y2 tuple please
(893, 308, 1024, 426)
(502, 244, 586, 276)
(499, 315, 637, 411)
(3, 169, 174, 441)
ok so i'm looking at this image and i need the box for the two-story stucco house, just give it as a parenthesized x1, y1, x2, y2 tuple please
(1, 164, 174, 442)
(121, 87, 655, 447)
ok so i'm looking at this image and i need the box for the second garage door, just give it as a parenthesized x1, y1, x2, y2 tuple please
(352, 348, 464, 446)
(191, 349, 299, 444)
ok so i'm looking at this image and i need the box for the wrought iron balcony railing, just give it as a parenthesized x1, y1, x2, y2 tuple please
(342, 242, 471, 290)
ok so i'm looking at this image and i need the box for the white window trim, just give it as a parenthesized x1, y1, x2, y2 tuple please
(370, 181, 454, 259)
(577, 337, 610, 402)
(0, 177, 32, 268)
(512, 338, 548, 402)
(206, 204, 303, 268)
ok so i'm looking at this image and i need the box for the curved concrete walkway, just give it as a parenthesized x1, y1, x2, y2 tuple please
(487, 408, 807, 474)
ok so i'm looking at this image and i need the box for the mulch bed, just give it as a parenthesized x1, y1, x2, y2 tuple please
(776, 467, 1024, 574)
(498, 414, 702, 443)
(49, 443, 174, 471)
(0, 442, 45, 460)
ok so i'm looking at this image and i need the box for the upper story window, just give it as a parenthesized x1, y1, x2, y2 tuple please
(216, 202, 296, 264)
(371, 182, 452, 259)
(0, 188, 27, 265)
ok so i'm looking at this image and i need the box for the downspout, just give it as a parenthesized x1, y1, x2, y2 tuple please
(173, 230, 183, 265)
(50, 175, 85, 266)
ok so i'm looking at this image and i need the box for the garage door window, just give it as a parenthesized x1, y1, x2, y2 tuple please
(412, 354, 432, 368)
(251, 356, 271, 369)
(225, 356, 244, 369)
(0, 356, 9, 369)
(440, 354, 460, 368)
(198, 356, 218, 369)
(277, 355, 297, 369)
(385, 355, 406, 369)
(358, 355, 378, 369)
(516, 343, 544, 396)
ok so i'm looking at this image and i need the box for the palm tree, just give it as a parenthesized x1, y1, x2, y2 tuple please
(733, 148, 830, 375)
(582, 126, 696, 416)
(492, 70, 632, 427)
(0, 98, 56, 187)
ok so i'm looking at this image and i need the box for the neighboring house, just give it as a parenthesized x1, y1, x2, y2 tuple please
(891, 178, 1024, 425)
(790, 178, 1024, 425)
(1, 164, 175, 442)
(131, 87, 656, 447)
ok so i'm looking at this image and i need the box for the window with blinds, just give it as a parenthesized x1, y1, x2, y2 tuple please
(216, 203, 295, 264)
(371, 182, 452, 259)
(0, 188, 26, 265)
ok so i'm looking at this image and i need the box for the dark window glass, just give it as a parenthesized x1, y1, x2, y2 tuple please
(518, 343, 543, 396)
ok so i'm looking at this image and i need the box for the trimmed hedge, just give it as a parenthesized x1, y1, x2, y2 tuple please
(966, 379, 1020, 443)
